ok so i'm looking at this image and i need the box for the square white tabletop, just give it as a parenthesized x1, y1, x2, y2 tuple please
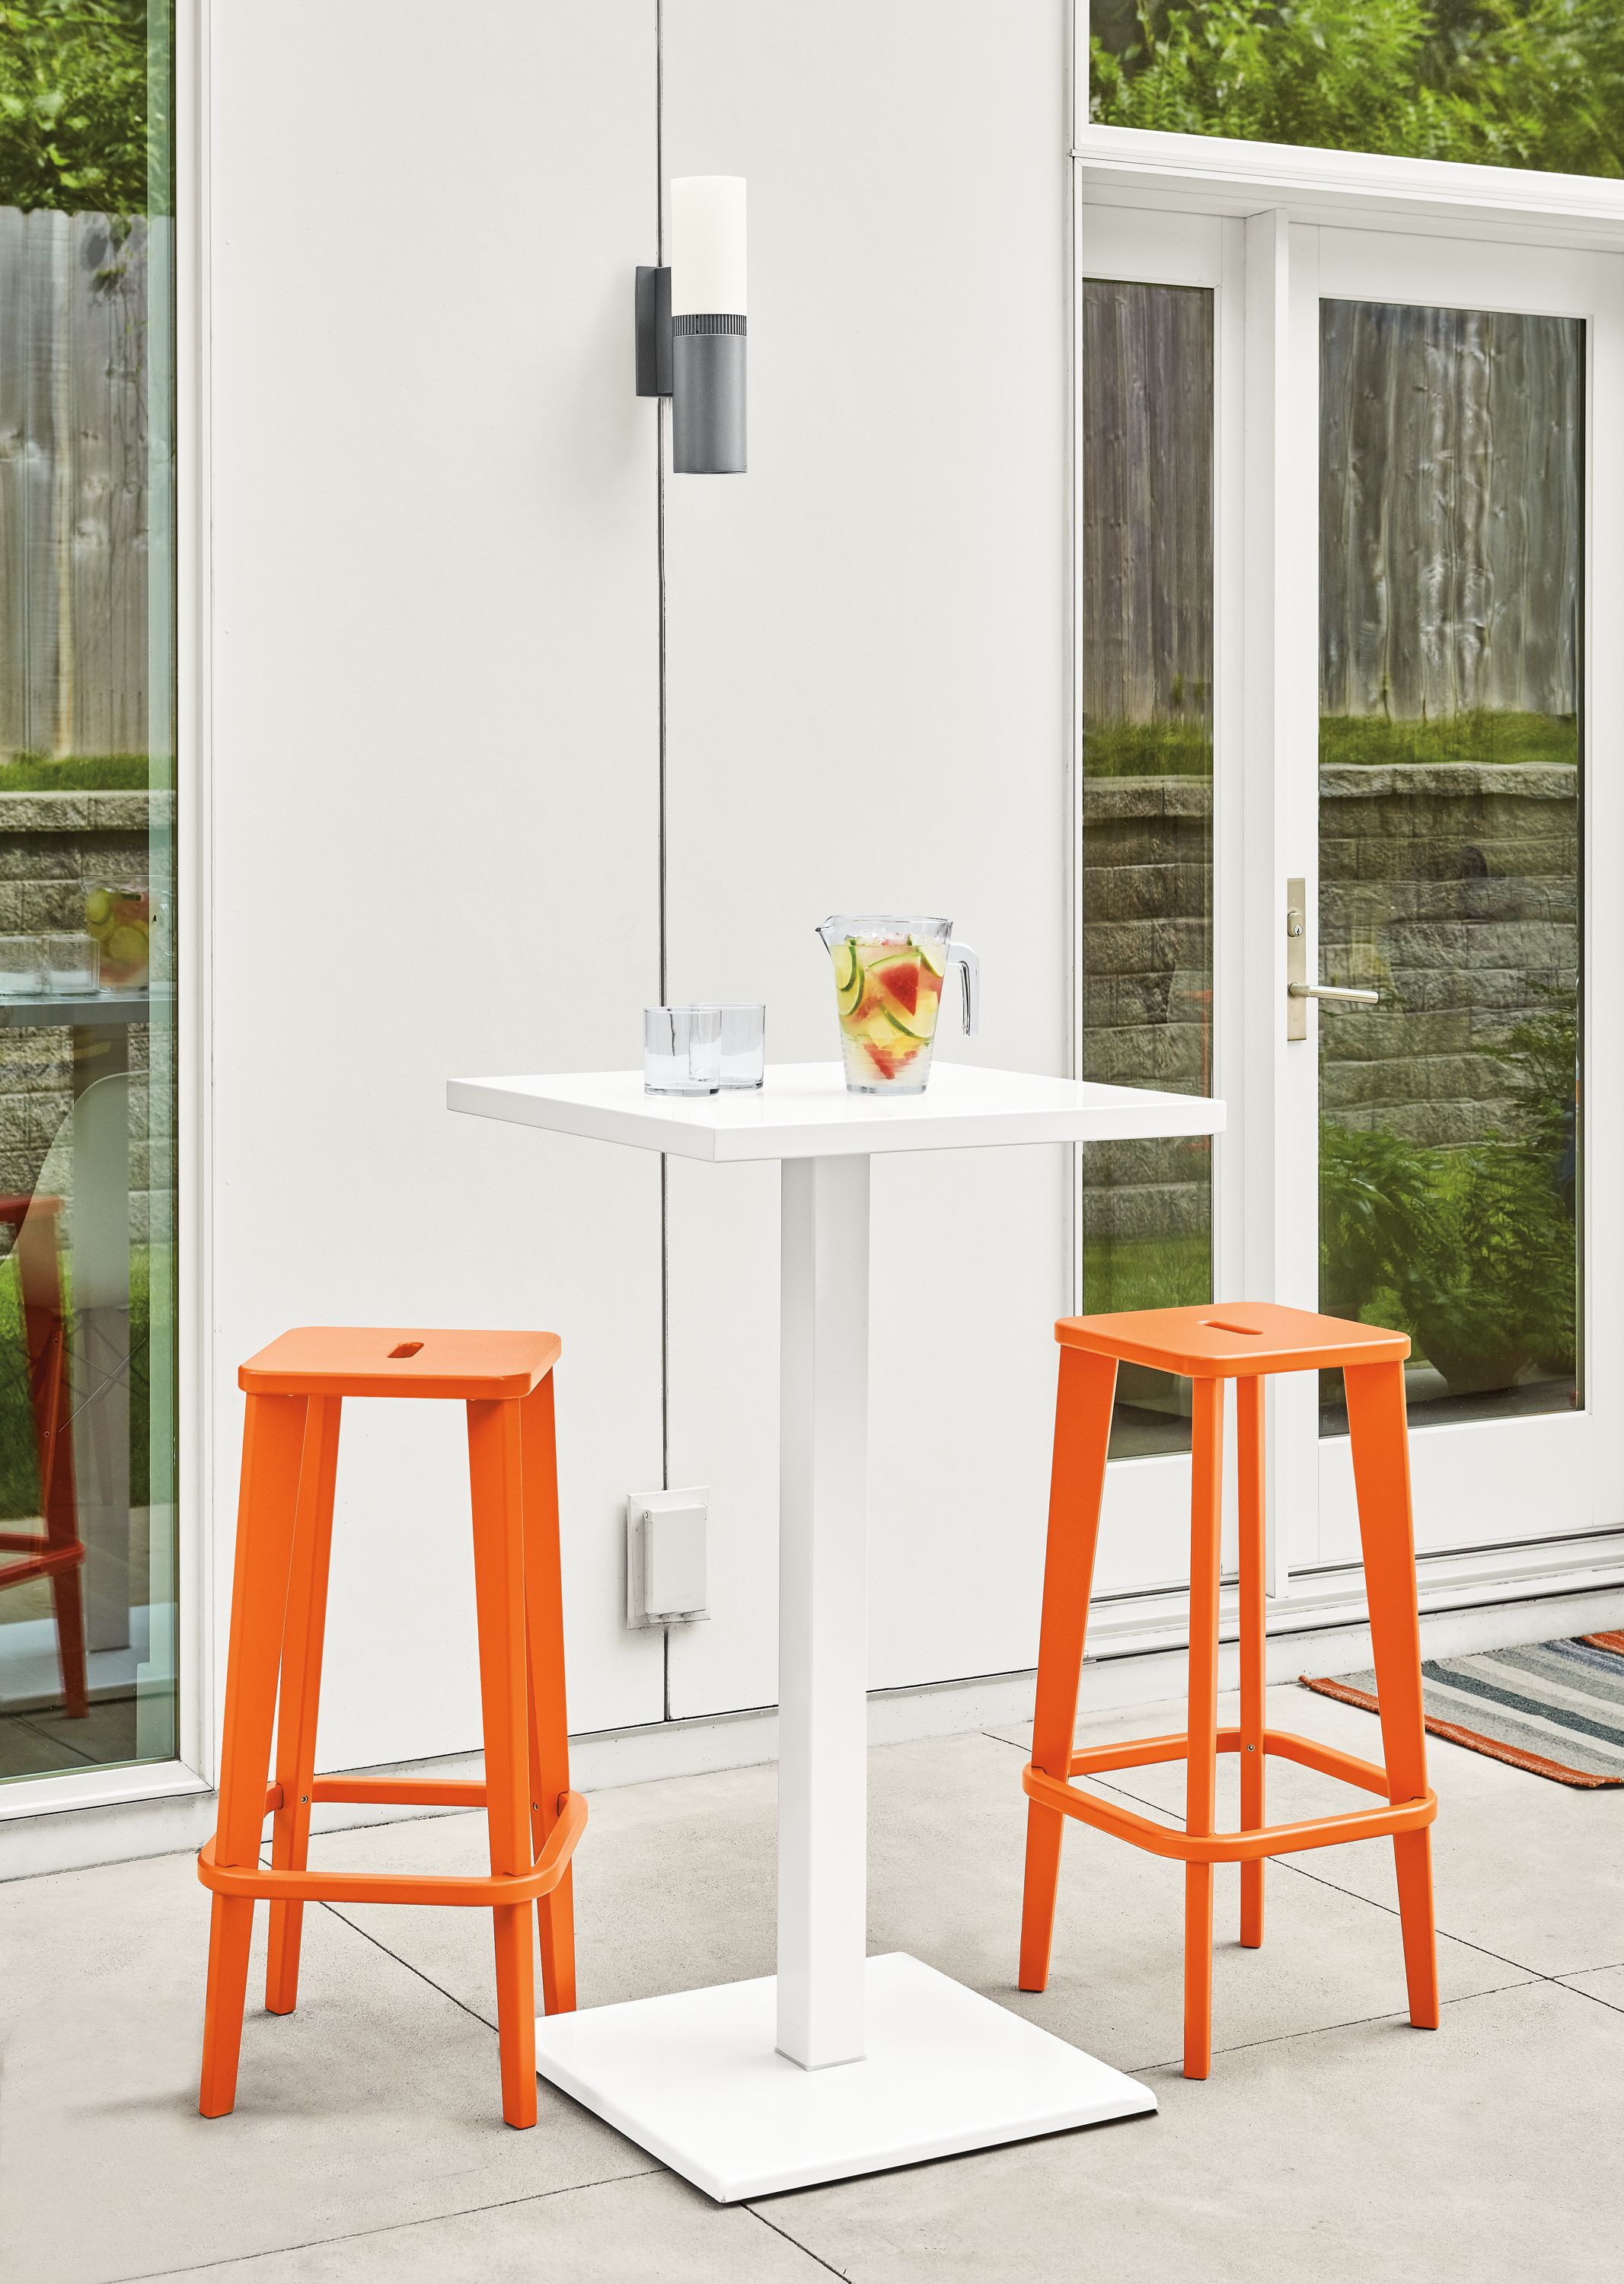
(447, 1059, 1225, 1162)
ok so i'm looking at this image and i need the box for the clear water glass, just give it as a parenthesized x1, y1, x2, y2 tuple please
(44, 933, 101, 994)
(705, 1002, 765, 1089)
(644, 1005, 723, 1095)
(0, 936, 45, 996)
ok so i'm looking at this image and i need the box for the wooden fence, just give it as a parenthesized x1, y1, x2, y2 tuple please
(1082, 279, 1582, 725)
(1319, 299, 1581, 723)
(0, 207, 171, 761)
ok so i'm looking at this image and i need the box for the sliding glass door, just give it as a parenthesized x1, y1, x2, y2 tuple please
(0, 5, 177, 1780)
(1080, 201, 1624, 1599)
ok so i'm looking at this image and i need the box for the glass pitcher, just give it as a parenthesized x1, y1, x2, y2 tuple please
(815, 915, 979, 1094)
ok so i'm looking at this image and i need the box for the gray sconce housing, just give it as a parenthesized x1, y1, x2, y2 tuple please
(634, 176, 747, 475)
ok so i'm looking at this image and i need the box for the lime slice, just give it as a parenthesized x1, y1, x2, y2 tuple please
(912, 936, 946, 979)
(882, 1006, 928, 1042)
(834, 938, 860, 993)
(85, 888, 113, 929)
(107, 924, 148, 969)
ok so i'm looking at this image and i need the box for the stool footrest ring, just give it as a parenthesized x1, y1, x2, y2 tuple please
(1023, 1727, 1436, 1865)
(197, 1785, 587, 1906)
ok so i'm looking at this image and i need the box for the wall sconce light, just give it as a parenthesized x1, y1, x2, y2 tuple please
(636, 176, 746, 474)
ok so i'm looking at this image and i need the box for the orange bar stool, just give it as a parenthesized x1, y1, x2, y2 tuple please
(197, 1327, 585, 2129)
(0, 1196, 85, 1720)
(1018, 1302, 1438, 2079)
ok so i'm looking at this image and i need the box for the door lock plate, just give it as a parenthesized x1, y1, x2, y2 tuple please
(1286, 877, 1308, 1042)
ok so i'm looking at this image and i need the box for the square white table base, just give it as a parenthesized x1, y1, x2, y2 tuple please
(533, 1953, 1157, 2203)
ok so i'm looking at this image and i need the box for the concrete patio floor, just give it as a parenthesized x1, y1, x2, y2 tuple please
(3, 1677, 1620, 2282)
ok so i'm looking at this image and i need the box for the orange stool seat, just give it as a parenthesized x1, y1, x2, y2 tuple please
(1019, 1301, 1439, 2078)
(197, 1325, 584, 2129)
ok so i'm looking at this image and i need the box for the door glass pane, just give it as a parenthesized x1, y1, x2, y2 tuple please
(1081, 279, 1214, 1457)
(0, 6, 177, 1778)
(1319, 299, 1581, 1432)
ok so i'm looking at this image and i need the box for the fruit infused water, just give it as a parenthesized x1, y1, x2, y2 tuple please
(85, 882, 150, 990)
(817, 916, 979, 1094)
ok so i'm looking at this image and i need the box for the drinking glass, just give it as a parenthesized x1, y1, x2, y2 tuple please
(0, 936, 45, 996)
(644, 1005, 723, 1095)
(44, 933, 101, 994)
(704, 1002, 765, 1089)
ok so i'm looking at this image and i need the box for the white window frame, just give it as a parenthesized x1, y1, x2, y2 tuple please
(0, 0, 212, 1836)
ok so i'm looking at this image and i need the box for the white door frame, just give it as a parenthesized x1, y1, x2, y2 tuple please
(1074, 132, 1624, 1643)
(0, 0, 214, 1832)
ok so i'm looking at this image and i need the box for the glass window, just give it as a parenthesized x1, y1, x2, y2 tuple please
(1090, 3, 1624, 182)
(0, 5, 177, 1779)
(1317, 299, 1581, 1431)
(1080, 278, 1214, 1458)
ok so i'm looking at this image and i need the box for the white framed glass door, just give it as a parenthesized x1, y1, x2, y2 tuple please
(1281, 225, 1624, 1572)
(1080, 195, 1624, 1609)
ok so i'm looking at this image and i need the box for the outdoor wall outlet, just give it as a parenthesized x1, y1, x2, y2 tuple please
(625, 1488, 710, 1628)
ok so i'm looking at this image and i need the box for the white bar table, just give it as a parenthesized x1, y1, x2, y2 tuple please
(448, 1061, 1224, 2200)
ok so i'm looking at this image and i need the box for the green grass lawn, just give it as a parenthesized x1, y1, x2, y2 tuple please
(1318, 710, 1578, 769)
(1082, 1231, 1211, 1314)
(1084, 710, 1578, 778)
(0, 754, 153, 793)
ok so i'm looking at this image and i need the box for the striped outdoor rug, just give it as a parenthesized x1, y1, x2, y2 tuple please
(1301, 1632, 1624, 1788)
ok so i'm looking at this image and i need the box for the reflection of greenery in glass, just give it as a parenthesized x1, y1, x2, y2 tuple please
(0, 753, 149, 792)
(1084, 1230, 1211, 1313)
(1092, 2, 1624, 180)
(1321, 995, 1578, 1395)
(0, 0, 166, 215)
(0, 1245, 153, 1519)
(1319, 712, 1578, 769)
(1090, 711, 1578, 777)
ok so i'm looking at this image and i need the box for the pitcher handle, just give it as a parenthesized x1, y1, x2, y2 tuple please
(949, 939, 980, 1037)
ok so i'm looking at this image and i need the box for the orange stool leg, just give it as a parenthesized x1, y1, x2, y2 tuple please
(200, 1392, 308, 2117)
(1345, 1359, 1439, 2029)
(26, 1246, 87, 1721)
(468, 1396, 538, 2128)
(1019, 1346, 1118, 1993)
(1237, 1373, 1266, 1949)
(47, 1557, 88, 1724)
(1183, 1373, 1223, 2079)
(266, 1396, 343, 2016)
(520, 1373, 576, 2015)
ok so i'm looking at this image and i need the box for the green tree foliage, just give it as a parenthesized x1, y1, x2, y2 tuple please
(1092, 1, 1624, 179)
(0, 2, 164, 214)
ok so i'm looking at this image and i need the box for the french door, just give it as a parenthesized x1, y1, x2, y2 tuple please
(1080, 198, 1624, 1610)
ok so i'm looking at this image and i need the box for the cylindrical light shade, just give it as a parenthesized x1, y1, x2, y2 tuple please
(671, 176, 746, 474)
(671, 177, 746, 315)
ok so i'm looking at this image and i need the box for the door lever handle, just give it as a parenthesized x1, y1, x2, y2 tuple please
(1285, 876, 1379, 1039)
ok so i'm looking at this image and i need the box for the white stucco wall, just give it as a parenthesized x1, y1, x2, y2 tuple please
(206, 0, 1070, 1778)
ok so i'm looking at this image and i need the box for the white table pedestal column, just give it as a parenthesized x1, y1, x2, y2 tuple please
(531, 1140, 1156, 2199)
(777, 1153, 869, 2069)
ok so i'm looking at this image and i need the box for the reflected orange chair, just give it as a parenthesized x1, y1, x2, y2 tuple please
(197, 1327, 585, 2129)
(0, 1195, 85, 1719)
(1018, 1302, 1438, 2078)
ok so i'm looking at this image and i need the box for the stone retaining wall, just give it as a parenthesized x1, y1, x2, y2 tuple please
(1082, 764, 1579, 1242)
(0, 790, 171, 1248)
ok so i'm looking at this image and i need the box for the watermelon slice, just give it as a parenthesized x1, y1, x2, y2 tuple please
(873, 956, 920, 1016)
(865, 1042, 899, 1080)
